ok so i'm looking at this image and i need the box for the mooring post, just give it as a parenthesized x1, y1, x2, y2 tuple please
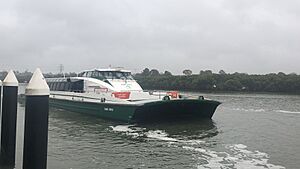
(0, 79, 2, 112)
(0, 80, 2, 152)
(0, 80, 2, 120)
(23, 68, 50, 169)
(0, 70, 18, 166)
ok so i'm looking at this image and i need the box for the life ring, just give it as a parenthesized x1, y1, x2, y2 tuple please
(163, 95, 171, 101)
(198, 96, 204, 100)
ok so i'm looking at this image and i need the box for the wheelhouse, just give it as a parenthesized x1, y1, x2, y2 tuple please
(78, 69, 134, 80)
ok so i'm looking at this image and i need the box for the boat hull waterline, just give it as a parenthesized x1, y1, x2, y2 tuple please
(49, 97, 221, 123)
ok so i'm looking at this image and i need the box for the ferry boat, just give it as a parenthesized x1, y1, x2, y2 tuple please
(46, 68, 221, 123)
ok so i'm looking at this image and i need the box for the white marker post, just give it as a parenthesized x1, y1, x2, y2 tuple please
(23, 68, 50, 169)
(0, 70, 18, 166)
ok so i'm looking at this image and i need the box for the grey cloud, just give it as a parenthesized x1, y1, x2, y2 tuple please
(0, 0, 299, 74)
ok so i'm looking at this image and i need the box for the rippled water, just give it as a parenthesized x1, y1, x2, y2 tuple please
(6, 92, 300, 168)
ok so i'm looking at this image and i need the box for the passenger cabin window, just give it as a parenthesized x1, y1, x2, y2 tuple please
(91, 71, 97, 78)
(47, 79, 84, 92)
(78, 72, 86, 77)
(86, 71, 92, 77)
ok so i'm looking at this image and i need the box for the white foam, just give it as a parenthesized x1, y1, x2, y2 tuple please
(184, 139, 205, 145)
(183, 144, 285, 169)
(145, 130, 205, 144)
(109, 125, 142, 138)
(233, 108, 266, 112)
(276, 110, 300, 114)
(146, 130, 179, 142)
(234, 144, 247, 149)
(110, 125, 205, 145)
(232, 108, 300, 115)
(110, 125, 285, 168)
(110, 125, 135, 132)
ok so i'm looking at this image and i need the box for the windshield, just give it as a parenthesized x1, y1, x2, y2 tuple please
(80, 70, 134, 80)
(96, 71, 133, 80)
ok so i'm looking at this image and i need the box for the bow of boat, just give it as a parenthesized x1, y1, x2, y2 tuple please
(131, 99, 221, 123)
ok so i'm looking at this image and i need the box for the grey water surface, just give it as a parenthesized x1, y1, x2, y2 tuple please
(6, 91, 300, 168)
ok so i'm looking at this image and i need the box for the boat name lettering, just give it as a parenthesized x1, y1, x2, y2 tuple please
(104, 107, 114, 112)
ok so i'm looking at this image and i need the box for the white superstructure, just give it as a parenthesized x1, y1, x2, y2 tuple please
(79, 68, 143, 92)
(46, 68, 169, 102)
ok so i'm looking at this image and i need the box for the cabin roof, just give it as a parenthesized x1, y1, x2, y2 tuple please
(83, 68, 131, 73)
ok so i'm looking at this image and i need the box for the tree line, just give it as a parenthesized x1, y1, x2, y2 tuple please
(0, 69, 299, 94)
(134, 68, 300, 94)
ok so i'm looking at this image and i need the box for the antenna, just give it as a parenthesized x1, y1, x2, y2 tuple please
(59, 64, 65, 78)
(59, 64, 64, 74)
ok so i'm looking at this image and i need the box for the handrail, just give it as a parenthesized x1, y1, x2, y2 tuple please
(50, 92, 128, 103)
(51, 92, 104, 101)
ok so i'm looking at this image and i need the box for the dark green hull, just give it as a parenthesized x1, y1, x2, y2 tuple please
(49, 98, 221, 123)
(49, 98, 138, 123)
(133, 99, 220, 122)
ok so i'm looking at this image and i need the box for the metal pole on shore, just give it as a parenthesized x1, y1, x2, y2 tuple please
(0, 70, 18, 166)
(23, 68, 50, 169)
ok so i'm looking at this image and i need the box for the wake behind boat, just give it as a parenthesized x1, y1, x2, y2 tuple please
(46, 68, 221, 123)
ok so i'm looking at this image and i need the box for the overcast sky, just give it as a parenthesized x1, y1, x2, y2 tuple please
(0, 0, 299, 74)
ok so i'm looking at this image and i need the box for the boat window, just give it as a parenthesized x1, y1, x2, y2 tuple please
(71, 80, 84, 92)
(91, 71, 105, 80)
(58, 83, 64, 91)
(78, 72, 85, 77)
(123, 72, 134, 80)
(97, 71, 134, 80)
(64, 82, 71, 91)
(53, 82, 58, 90)
(108, 72, 113, 79)
(102, 72, 108, 78)
(98, 72, 105, 79)
(49, 82, 54, 90)
(114, 72, 124, 79)
(102, 72, 113, 79)
(91, 71, 98, 78)
(47, 82, 51, 89)
(86, 71, 92, 77)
